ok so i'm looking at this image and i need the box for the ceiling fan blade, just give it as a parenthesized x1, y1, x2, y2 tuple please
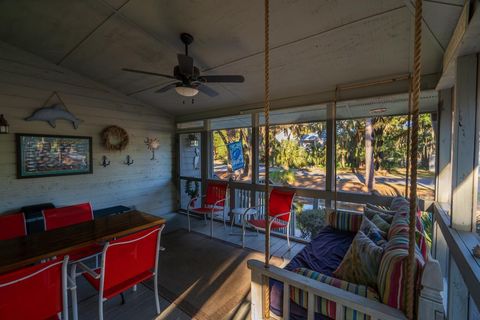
(122, 68, 176, 79)
(177, 54, 194, 76)
(197, 84, 219, 97)
(155, 82, 180, 93)
(200, 75, 245, 83)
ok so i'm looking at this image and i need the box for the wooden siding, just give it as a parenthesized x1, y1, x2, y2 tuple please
(0, 41, 175, 216)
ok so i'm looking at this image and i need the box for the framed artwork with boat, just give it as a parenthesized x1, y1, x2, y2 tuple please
(16, 133, 92, 179)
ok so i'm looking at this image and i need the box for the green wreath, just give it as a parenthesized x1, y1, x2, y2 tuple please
(185, 180, 200, 199)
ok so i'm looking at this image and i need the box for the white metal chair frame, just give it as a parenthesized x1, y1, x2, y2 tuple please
(0, 255, 74, 320)
(187, 192, 228, 237)
(71, 225, 164, 320)
(242, 203, 293, 249)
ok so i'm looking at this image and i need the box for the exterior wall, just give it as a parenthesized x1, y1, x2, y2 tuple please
(0, 41, 175, 215)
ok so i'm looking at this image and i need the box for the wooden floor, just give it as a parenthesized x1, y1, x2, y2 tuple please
(72, 213, 305, 320)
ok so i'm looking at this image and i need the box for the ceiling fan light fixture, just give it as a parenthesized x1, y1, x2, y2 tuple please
(175, 86, 199, 97)
(369, 107, 388, 115)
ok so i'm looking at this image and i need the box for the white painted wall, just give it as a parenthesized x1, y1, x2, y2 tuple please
(0, 41, 175, 215)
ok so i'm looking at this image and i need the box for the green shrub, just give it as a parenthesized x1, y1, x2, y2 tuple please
(270, 169, 296, 185)
(297, 208, 326, 239)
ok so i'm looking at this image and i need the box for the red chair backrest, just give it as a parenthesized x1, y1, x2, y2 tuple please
(205, 182, 228, 206)
(102, 226, 162, 295)
(0, 258, 65, 320)
(43, 203, 93, 231)
(0, 213, 26, 240)
(268, 189, 295, 222)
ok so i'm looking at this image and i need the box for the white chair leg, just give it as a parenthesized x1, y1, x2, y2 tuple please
(154, 273, 161, 314)
(99, 297, 104, 320)
(287, 224, 291, 250)
(210, 213, 214, 238)
(187, 209, 191, 232)
(242, 220, 246, 248)
(223, 210, 226, 229)
(133, 284, 137, 292)
(70, 264, 78, 320)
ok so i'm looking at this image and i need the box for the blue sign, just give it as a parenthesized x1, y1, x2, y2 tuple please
(228, 141, 245, 171)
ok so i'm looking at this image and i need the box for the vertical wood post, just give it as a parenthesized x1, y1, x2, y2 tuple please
(451, 54, 478, 231)
(325, 102, 336, 208)
(436, 89, 453, 204)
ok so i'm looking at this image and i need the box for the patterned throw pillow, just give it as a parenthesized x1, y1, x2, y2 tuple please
(360, 216, 387, 246)
(371, 214, 391, 233)
(364, 207, 394, 223)
(327, 210, 363, 233)
(366, 203, 396, 215)
(333, 231, 384, 289)
(292, 267, 380, 320)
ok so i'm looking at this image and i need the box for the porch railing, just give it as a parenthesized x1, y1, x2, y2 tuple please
(432, 203, 480, 319)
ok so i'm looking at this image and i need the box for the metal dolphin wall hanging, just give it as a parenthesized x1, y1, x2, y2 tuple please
(25, 91, 82, 129)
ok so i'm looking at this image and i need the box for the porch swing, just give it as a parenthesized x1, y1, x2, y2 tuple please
(247, 0, 444, 319)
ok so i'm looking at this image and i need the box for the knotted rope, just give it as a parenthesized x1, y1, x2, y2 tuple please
(406, 0, 422, 318)
(263, 0, 271, 318)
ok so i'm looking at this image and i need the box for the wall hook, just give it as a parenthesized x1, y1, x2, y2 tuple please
(124, 155, 134, 166)
(101, 156, 111, 167)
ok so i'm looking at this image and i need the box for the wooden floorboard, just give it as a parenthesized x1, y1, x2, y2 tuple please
(72, 214, 305, 319)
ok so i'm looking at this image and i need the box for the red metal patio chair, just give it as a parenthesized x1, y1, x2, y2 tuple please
(42, 203, 94, 231)
(0, 212, 27, 240)
(187, 181, 228, 237)
(0, 256, 71, 320)
(75, 225, 165, 320)
(43, 203, 102, 276)
(242, 188, 295, 249)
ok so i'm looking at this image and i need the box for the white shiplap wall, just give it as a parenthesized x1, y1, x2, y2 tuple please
(0, 41, 175, 215)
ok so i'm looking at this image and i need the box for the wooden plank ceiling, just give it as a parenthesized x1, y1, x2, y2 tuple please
(0, 0, 464, 117)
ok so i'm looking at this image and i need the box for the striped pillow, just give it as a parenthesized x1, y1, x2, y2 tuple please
(387, 212, 428, 261)
(292, 267, 380, 320)
(327, 210, 363, 232)
(377, 233, 425, 312)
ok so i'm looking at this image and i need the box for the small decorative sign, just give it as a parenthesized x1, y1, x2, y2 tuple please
(16, 133, 92, 179)
(228, 141, 244, 171)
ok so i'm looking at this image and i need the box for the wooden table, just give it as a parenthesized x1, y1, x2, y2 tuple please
(0, 210, 165, 274)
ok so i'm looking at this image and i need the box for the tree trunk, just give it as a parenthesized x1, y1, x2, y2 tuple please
(365, 118, 375, 192)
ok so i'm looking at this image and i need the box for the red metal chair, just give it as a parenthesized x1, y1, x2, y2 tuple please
(187, 181, 228, 237)
(0, 212, 27, 240)
(44, 203, 101, 281)
(243, 188, 295, 249)
(75, 225, 165, 320)
(42, 203, 94, 231)
(0, 256, 70, 320)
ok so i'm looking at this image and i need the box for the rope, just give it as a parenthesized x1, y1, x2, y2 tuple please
(263, 0, 271, 318)
(405, 77, 412, 198)
(406, 0, 422, 318)
(333, 87, 338, 212)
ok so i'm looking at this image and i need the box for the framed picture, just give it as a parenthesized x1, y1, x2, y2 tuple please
(16, 133, 93, 179)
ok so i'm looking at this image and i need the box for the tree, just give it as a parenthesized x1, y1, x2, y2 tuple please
(365, 118, 375, 191)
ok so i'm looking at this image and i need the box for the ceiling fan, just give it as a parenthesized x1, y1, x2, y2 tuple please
(122, 33, 245, 97)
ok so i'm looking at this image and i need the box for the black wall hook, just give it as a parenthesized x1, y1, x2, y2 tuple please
(124, 155, 134, 166)
(101, 156, 111, 167)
